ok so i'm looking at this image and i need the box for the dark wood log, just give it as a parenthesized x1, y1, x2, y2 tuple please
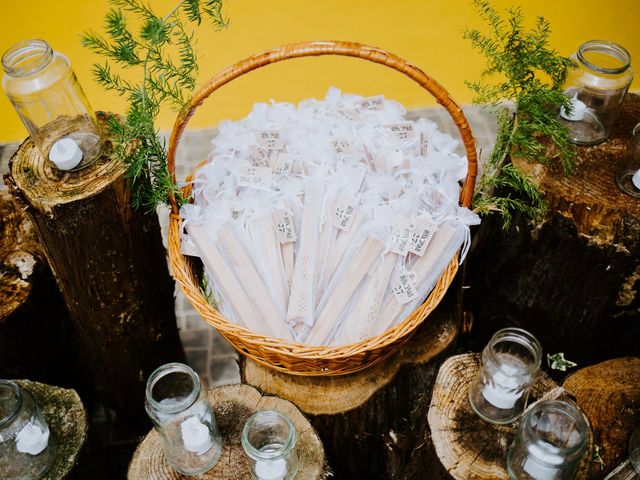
(15, 379, 88, 480)
(0, 190, 70, 384)
(604, 459, 638, 480)
(4, 113, 185, 429)
(563, 357, 640, 479)
(466, 94, 640, 366)
(241, 303, 459, 480)
(427, 353, 593, 480)
(127, 384, 329, 479)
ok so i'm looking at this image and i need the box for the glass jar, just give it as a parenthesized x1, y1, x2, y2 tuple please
(0, 380, 54, 480)
(2, 39, 102, 171)
(469, 328, 542, 425)
(630, 425, 640, 474)
(145, 363, 222, 476)
(241, 410, 299, 480)
(559, 40, 633, 145)
(615, 122, 640, 198)
(507, 400, 590, 480)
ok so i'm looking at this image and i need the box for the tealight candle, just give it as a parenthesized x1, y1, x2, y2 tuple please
(522, 441, 564, 480)
(469, 328, 542, 425)
(180, 416, 213, 455)
(16, 422, 50, 455)
(49, 137, 84, 171)
(255, 457, 288, 480)
(632, 170, 640, 190)
(559, 93, 587, 122)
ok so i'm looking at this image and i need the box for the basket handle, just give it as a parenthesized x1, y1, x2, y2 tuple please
(167, 40, 478, 213)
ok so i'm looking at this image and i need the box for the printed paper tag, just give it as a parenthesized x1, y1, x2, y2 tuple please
(332, 138, 354, 156)
(409, 218, 433, 256)
(250, 145, 270, 167)
(180, 233, 200, 257)
(388, 123, 415, 140)
(255, 130, 284, 150)
(231, 209, 244, 221)
(390, 215, 415, 256)
(273, 153, 293, 176)
(359, 95, 385, 111)
(273, 210, 297, 244)
(237, 166, 273, 189)
(420, 132, 430, 157)
(333, 195, 356, 232)
(393, 274, 418, 305)
(337, 107, 359, 121)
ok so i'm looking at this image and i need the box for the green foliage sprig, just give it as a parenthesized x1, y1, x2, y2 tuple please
(81, 0, 228, 211)
(465, 0, 575, 227)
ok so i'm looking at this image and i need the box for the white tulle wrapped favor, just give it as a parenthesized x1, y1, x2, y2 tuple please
(179, 87, 479, 344)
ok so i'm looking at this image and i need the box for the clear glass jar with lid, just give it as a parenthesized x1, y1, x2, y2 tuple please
(145, 363, 223, 476)
(242, 410, 299, 480)
(507, 400, 590, 480)
(2, 39, 102, 171)
(559, 40, 633, 145)
(0, 380, 54, 480)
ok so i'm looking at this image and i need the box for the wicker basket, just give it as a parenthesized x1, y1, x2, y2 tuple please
(167, 41, 478, 376)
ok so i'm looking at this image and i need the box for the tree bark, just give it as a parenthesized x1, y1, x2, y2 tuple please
(241, 299, 459, 480)
(563, 357, 640, 479)
(15, 379, 87, 480)
(0, 190, 70, 384)
(4, 112, 185, 429)
(466, 94, 640, 366)
(427, 353, 593, 480)
(127, 384, 329, 479)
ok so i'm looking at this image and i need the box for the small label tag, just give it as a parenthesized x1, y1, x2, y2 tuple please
(359, 95, 385, 111)
(250, 145, 270, 167)
(256, 130, 284, 150)
(273, 210, 297, 244)
(388, 123, 415, 140)
(180, 233, 200, 257)
(409, 218, 433, 256)
(337, 107, 359, 121)
(332, 138, 354, 156)
(237, 166, 273, 188)
(390, 215, 415, 256)
(333, 195, 356, 232)
(393, 274, 418, 305)
(420, 132, 430, 157)
(273, 153, 293, 176)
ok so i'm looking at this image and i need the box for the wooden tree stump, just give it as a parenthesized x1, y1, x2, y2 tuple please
(563, 357, 640, 479)
(0, 190, 70, 384)
(15, 379, 88, 479)
(604, 459, 639, 480)
(4, 112, 185, 429)
(127, 384, 329, 479)
(467, 94, 640, 365)
(428, 353, 593, 480)
(241, 306, 458, 479)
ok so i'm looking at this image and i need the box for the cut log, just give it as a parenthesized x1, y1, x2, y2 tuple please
(604, 459, 639, 480)
(0, 190, 70, 384)
(427, 353, 593, 480)
(241, 303, 459, 479)
(127, 384, 329, 479)
(4, 112, 185, 429)
(466, 94, 640, 365)
(563, 357, 640, 479)
(15, 379, 87, 480)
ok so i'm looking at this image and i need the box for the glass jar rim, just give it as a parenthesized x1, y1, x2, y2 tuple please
(241, 410, 297, 461)
(2, 39, 53, 77)
(577, 40, 631, 75)
(523, 400, 590, 459)
(486, 327, 542, 373)
(0, 380, 23, 427)
(145, 362, 201, 414)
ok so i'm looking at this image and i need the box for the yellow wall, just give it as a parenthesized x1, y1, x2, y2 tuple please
(1, 0, 638, 142)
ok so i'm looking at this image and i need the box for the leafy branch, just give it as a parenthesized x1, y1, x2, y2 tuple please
(81, 0, 228, 211)
(464, 0, 575, 227)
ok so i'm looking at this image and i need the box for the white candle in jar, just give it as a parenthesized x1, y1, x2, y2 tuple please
(522, 441, 564, 480)
(16, 422, 49, 455)
(482, 358, 530, 409)
(560, 94, 587, 122)
(49, 137, 83, 171)
(255, 457, 288, 480)
(632, 170, 640, 190)
(180, 416, 212, 455)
